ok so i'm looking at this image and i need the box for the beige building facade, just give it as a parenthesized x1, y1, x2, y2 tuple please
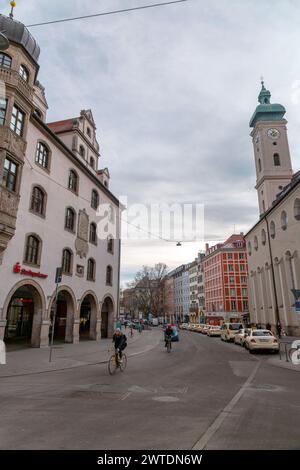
(0, 14, 121, 347)
(246, 82, 300, 336)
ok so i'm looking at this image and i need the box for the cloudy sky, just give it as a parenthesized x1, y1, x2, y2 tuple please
(11, 0, 300, 283)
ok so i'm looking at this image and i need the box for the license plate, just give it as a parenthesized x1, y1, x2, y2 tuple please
(259, 339, 269, 342)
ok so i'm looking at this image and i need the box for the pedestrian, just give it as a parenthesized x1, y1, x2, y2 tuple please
(124, 320, 128, 330)
(277, 321, 282, 339)
(138, 323, 142, 334)
(266, 322, 271, 331)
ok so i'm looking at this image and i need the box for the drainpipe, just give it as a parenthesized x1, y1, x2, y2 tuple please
(264, 216, 280, 327)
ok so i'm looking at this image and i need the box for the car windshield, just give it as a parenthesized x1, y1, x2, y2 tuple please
(229, 324, 242, 330)
(252, 330, 273, 337)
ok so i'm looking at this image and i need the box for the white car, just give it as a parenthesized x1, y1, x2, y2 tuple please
(220, 322, 244, 342)
(207, 326, 222, 337)
(234, 328, 249, 346)
(244, 329, 279, 353)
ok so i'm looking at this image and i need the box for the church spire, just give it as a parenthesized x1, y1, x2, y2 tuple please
(258, 78, 271, 105)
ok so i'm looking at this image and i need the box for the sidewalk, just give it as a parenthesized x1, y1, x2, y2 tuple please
(266, 335, 300, 372)
(0, 328, 162, 378)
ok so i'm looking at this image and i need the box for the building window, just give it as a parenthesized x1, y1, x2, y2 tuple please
(91, 189, 99, 209)
(281, 210, 288, 231)
(10, 105, 25, 136)
(65, 207, 76, 232)
(270, 221, 276, 239)
(68, 170, 78, 193)
(230, 288, 236, 296)
(241, 276, 247, 283)
(30, 186, 45, 216)
(79, 145, 85, 158)
(24, 234, 41, 266)
(258, 158, 262, 172)
(106, 265, 113, 285)
(231, 300, 236, 311)
(3, 157, 17, 192)
(35, 142, 49, 169)
(261, 229, 266, 246)
(240, 264, 245, 272)
(243, 300, 248, 311)
(0, 98, 7, 125)
(248, 242, 252, 256)
(228, 253, 233, 259)
(89, 223, 97, 245)
(229, 264, 234, 271)
(87, 258, 96, 281)
(34, 109, 43, 119)
(90, 157, 95, 169)
(19, 64, 29, 82)
(229, 276, 235, 284)
(0, 53, 12, 69)
(273, 153, 281, 166)
(262, 200, 266, 212)
(254, 236, 258, 251)
(242, 288, 248, 297)
(62, 249, 72, 275)
(239, 253, 245, 259)
(107, 237, 114, 254)
(294, 199, 300, 221)
(87, 127, 91, 137)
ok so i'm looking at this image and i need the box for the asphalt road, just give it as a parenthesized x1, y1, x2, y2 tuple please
(1, 329, 300, 450)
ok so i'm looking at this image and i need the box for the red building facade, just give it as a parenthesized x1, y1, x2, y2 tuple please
(203, 234, 249, 322)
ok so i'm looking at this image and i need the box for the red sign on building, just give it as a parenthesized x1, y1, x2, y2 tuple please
(13, 263, 48, 279)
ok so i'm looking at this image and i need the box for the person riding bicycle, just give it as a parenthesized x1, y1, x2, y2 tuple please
(164, 324, 173, 348)
(112, 328, 127, 360)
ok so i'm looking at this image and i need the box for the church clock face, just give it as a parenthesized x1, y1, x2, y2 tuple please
(267, 128, 280, 139)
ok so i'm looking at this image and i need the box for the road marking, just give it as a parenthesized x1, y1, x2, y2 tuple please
(192, 361, 260, 450)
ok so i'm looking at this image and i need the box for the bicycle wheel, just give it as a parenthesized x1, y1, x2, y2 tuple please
(119, 353, 127, 372)
(108, 354, 117, 375)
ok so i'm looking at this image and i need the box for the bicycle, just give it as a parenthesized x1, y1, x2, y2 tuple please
(108, 348, 127, 375)
(165, 335, 172, 353)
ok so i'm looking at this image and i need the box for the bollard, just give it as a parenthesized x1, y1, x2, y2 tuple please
(285, 343, 289, 362)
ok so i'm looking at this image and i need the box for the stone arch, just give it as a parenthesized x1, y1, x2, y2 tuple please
(78, 290, 99, 340)
(3, 279, 46, 348)
(47, 285, 77, 343)
(100, 294, 115, 339)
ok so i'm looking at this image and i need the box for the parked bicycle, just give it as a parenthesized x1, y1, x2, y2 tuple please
(108, 348, 127, 375)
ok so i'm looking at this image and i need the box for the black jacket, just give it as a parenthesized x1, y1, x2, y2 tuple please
(113, 334, 127, 350)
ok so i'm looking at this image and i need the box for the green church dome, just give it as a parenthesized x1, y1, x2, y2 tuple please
(249, 81, 286, 128)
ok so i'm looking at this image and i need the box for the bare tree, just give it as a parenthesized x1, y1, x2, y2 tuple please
(129, 263, 168, 318)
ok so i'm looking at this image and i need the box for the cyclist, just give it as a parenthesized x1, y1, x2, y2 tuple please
(164, 324, 173, 349)
(112, 328, 127, 362)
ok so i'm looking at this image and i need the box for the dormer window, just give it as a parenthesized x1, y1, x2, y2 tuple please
(19, 64, 29, 82)
(90, 157, 95, 169)
(0, 53, 12, 69)
(87, 127, 91, 137)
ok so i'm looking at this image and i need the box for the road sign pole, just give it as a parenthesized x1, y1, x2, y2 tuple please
(49, 267, 62, 363)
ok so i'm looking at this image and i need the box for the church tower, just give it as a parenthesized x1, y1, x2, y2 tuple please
(250, 81, 293, 216)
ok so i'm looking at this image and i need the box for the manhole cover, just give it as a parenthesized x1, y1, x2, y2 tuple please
(152, 396, 180, 402)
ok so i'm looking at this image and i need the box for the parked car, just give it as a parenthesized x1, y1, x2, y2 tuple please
(234, 328, 249, 346)
(244, 329, 279, 353)
(207, 325, 222, 337)
(201, 325, 211, 335)
(220, 322, 244, 342)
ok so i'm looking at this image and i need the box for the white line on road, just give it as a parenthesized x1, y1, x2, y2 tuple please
(192, 361, 261, 450)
